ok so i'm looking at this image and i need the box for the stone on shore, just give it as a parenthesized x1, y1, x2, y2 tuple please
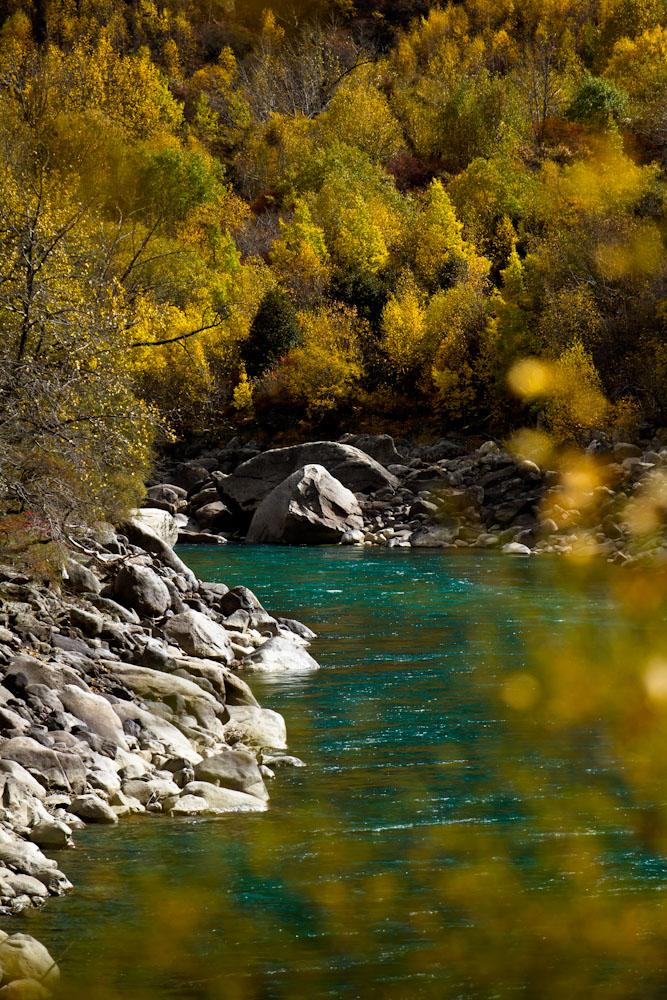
(178, 781, 267, 814)
(0, 980, 51, 999)
(193, 747, 268, 800)
(247, 464, 363, 544)
(0, 739, 87, 795)
(69, 794, 118, 824)
(129, 508, 179, 547)
(165, 610, 234, 664)
(241, 636, 319, 673)
(0, 934, 59, 987)
(113, 564, 171, 618)
(218, 441, 398, 513)
(225, 706, 287, 749)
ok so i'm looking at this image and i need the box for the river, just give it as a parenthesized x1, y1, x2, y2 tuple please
(12, 546, 667, 999)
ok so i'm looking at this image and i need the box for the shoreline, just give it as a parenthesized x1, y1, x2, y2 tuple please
(0, 510, 317, 994)
(158, 433, 667, 565)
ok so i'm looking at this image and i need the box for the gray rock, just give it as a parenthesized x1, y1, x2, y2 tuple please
(123, 518, 197, 585)
(69, 794, 118, 824)
(69, 607, 103, 637)
(2, 874, 48, 899)
(219, 441, 398, 513)
(6, 655, 87, 695)
(59, 686, 127, 748)
(29, 817, 72, 849)
(168, 794, 209, 816)
(165, 610, 234, 664)
(0, 843, 71, 894)
(113, 564, 171, 618)
(121, 777, 180, 807)
(223, 672, 260, 708)
(502, 542, 532, 557)
(248, 464, 363, 545)
(0, 738, 87, 794)
(0, 763, 45, 800)
(178, 781, 267, 814)
(242, 636, 319, 673)
(411, 525, 459, 547)
(225, 706, 287, 749)
(263, 754, 306, 769)
(64, 560, 101, 595)
(341, 433, 403, 467)
(194, 747, 267, 799)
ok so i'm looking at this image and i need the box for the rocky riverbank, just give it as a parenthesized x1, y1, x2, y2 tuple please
(156, 432, 667, 563)
(0, 509, 317, 994)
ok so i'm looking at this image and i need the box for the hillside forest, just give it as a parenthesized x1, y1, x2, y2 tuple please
(2, 0, 667, 539)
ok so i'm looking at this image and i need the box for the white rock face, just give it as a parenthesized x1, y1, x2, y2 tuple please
(225, 706, 287, 750)
(241, 636, 319, 673)
(502, 542, 532, 557)
(130, 507, 179, 546)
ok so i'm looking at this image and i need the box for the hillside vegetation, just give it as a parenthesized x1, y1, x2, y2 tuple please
(1, 0, 667, 539)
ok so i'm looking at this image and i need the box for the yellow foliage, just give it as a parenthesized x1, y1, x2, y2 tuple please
(282, 305, 364, 420)
(381, 281, 427, 375)
(270, 199, 329, 302)
(319, 66, 404, 164)
(332, 193, 389, 274)
(232, 368, 254, 418)
(508, 340, 608, 441)
(60, 32, 183, 139)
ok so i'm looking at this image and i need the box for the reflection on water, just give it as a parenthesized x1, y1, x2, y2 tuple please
(11, 547, 667, 999)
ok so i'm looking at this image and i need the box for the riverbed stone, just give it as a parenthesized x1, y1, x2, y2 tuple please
(113, 564, 171, 618)
(218, 441, 398, 513)
(165, 610, 234, 664)
(247, 464, 363, 545)
(241, 636, 319, 673)
(179, 781, 267, 813)
(194, 747, 267, 799)
(0, 934, 59, 987)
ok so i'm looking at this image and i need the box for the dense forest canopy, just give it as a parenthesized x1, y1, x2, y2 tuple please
(2, 0, 667, 540)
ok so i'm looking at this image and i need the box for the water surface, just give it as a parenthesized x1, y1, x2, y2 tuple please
(12, 547, 667, 999)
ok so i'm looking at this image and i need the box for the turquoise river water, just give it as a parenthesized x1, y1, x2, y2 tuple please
(10, 546, 667, 999)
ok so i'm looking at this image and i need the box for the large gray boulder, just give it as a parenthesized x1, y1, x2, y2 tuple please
(242, 636, 319, 673)
(0, 738, 87, 794)
(218, 441, 398, 513)
(165, 610, 234, 664)
(341, 433, 403, 467)
(109, 664, 227, 736)
(247, 464, 363, 544)
(59, 686, 127, 748)
(113, 564, 171, 618)
(193, 747, 267, 800)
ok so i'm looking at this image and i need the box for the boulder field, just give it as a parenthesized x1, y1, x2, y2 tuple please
(157, 433, 667, 563)
(0, 510, 317, 992)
